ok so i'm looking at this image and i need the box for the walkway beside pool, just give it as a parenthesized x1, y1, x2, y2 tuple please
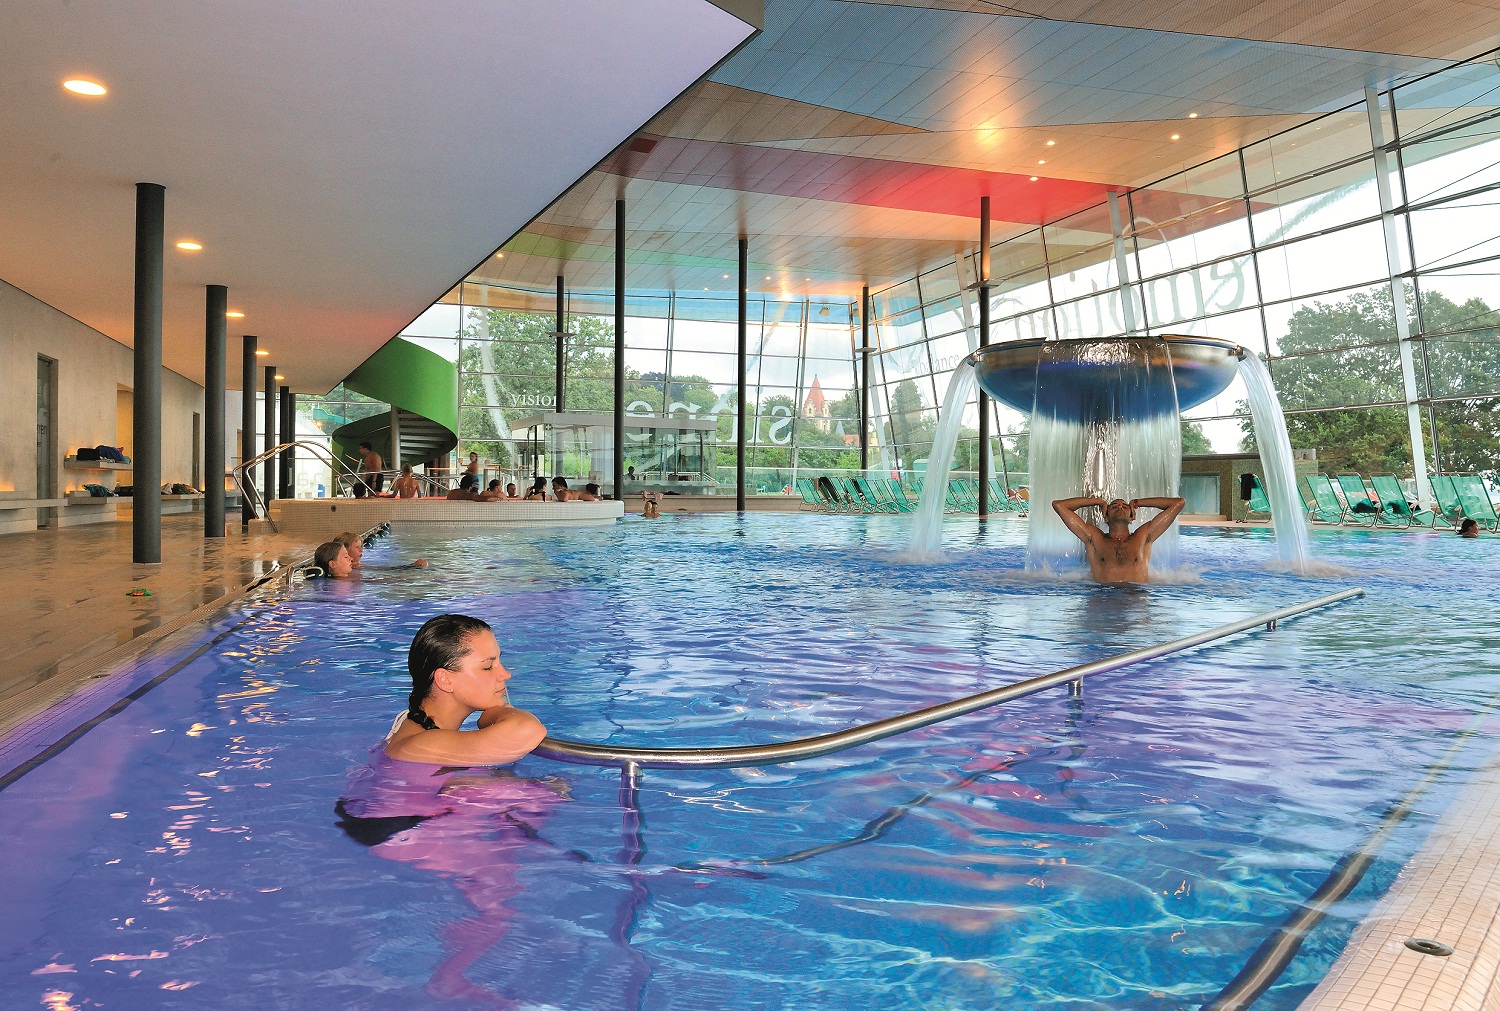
(0, 515, 319, 739)
(1300, 743, 1500, 1010)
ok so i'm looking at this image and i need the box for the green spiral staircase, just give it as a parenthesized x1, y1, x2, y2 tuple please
(329, 337, 458, 473)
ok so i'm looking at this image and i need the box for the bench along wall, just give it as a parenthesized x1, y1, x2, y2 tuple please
(0, 277, 205, 534)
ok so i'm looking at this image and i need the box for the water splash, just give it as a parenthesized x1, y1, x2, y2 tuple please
(908, 363, 978, 556)
(1239, 352, 1312, 572)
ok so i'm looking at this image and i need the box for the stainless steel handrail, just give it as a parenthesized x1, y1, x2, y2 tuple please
(532, 587, 1366, 771)
(232, 440, 363, 524)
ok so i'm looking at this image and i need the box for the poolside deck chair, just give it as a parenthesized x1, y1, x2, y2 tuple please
(866, 477, 914, 512)
(795, 478, 830, 512)
(1246, 475, 1273, 519)
(1453, 474, 1500, 531)
(1334, 474, 1382, 527)
(1430, 474, 1468, 527)
(851, 476, 901, 513)
(1371, 475, 1443, 528)
(986, 480, 1016, 514)
(884, 478, 918, 511)
(1301, 474, 1346, 524)
(947, 478, 977, 513)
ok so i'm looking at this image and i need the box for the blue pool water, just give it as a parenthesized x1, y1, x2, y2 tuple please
(1, 514, 1497, 1010)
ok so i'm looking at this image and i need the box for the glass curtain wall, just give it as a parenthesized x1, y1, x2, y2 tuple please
(424, 284, 861, 494)
(302, 56, 1500, 502)
(867, 57, 1500, 492)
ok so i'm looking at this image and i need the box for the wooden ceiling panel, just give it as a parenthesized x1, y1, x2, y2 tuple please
(854, 0, 1500, 60)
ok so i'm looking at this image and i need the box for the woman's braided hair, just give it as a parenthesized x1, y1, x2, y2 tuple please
(407, 614, 492, 730)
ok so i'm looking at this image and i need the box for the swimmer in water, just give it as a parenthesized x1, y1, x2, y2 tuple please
(334, 530, 364, 567)
(314, 540, 353, 578)
(384, 614, 546, 766)
(1052, 495, 1186, 584)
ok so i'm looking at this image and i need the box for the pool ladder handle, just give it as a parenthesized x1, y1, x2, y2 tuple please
(531, 586, 1367, 774)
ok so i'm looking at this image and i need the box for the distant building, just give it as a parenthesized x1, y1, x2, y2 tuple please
(802, 376, 831, 433)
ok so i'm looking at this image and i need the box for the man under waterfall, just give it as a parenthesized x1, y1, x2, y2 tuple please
(1052, 496, 1186, 584)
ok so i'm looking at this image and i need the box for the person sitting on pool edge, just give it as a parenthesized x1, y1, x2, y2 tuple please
(390, 464, 421, 499)
(314, 540, 354, 578)
(1052, 495, 1186, 584)
(446, 475, 480, 500)
(384, 614, 547, 766)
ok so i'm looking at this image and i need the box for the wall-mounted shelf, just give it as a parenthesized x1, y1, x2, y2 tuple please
(64, 457, 131, 471)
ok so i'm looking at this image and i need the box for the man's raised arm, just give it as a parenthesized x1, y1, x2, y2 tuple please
(1132, 497, 1186, 541)
(1053, 496, 1106, 544)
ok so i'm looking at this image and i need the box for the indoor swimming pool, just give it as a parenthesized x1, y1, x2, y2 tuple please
(1, 514, 1495, 1009)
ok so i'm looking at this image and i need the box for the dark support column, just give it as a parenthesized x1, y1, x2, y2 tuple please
(204, 285, 227, 538)
(736, 237, 748, 511)
(613, 199, 625, 501)
(859, 285, 871, 472)
(554, 275, 566, 414)
(263, 364, 276, 509)
(278, 386, 293, 498)
(977, 196, 992, 519)
(240, 337, 257, 525)
(132, 182, 164, 563)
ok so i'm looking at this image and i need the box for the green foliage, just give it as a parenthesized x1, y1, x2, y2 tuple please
(1182, 422, 1213, 455)
(1238, 286, 1500, 474)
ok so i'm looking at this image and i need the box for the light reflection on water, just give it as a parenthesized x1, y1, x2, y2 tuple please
(0, 514, 1496, 1009)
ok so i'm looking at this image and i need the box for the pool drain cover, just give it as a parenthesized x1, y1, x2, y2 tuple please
(1403, 938, 1453, 956)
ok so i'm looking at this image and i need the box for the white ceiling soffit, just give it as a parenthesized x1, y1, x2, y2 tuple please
(0, 1, 757, 392)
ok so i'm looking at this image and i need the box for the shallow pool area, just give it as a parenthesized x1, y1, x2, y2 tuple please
(1, 514, 1496, 1009)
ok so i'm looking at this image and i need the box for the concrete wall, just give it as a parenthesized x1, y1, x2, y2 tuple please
(0, 278, 204, 532)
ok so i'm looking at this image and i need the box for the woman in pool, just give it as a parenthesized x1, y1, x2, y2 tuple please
(384, 614, 547, 766)
(340, 614, 560, 1001)
(313, 540, 353, 578)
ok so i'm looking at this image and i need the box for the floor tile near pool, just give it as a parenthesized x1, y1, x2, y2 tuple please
(1300, 744, 1500, 1010)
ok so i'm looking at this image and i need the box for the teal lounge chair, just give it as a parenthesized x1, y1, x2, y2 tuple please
(947, 479, 977, 513)
(1371, 475, 1443, 528)
(1334, 474, 1382, 527)
(1246, 475, 1272, 518)
(1453, 474, 1500, 531)
(986, 480, 1016, 513)
(1431, 474, 1467, 526)
(795, 478, 830, 512)
(850, 476, 898, 513)
(867, 477, 914, 512)
(1301, 474, 1346, 524)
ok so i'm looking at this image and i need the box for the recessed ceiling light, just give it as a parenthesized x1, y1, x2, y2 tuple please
(1171, 134, 1181, 140)
(1188, 112, 1199, 119)
(63, 79, 106, 97)
(274, 374, 284, 381)
(723, 274, 729, 279)
(1030, 176, 1039, 182)
(1037, 159, 1046, 165)
(175, 240, 202, 251)
(1046, 140, 1056, 146)
(765, 276, 771, 280)
(255, 349, 269, 356)
(494, 252, 504, 259)
(226, 311, 245, 318)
